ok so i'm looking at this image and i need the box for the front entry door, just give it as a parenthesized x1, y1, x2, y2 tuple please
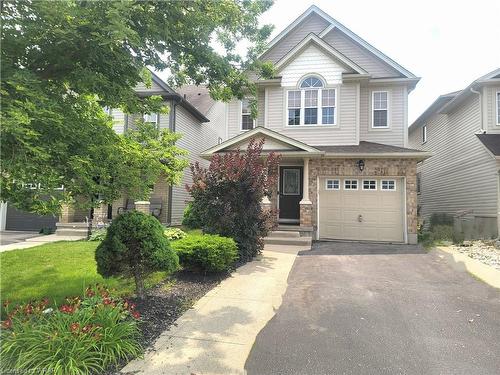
(279, 167, 303, 223)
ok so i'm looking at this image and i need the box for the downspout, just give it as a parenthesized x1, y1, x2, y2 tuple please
(166, 97, 180, 225)
(470, 87, 484, 132)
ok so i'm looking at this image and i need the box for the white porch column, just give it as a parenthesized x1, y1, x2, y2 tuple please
(300, 158, 311, 204)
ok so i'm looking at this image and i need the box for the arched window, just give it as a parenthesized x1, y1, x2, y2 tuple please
(287, 75, 336, 126)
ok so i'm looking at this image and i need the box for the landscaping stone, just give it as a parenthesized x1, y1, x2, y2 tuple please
(450, 240, 500, 270)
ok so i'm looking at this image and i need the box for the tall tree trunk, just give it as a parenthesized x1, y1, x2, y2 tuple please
(134, 268, 145, 300)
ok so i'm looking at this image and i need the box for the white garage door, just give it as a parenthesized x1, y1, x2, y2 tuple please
(318, 177, 404, 242)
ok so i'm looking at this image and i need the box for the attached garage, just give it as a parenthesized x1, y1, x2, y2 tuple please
(5, 203, 57, 232)
(318, 177, 405, 242)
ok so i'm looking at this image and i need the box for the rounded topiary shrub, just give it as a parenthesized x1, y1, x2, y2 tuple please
(171, 234, 237, 273)
(95, 211, 178, 299)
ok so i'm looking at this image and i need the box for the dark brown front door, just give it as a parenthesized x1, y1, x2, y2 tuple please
(279, 166, 303, 223)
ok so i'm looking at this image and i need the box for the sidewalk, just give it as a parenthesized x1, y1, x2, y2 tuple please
(0, 233, 86, 252)
(121, 245, 304, 375)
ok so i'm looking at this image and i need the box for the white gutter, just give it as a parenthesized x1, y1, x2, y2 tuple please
(470, 87, 483, 132)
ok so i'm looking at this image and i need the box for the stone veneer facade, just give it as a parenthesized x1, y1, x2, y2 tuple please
(307, 158, 418, 243)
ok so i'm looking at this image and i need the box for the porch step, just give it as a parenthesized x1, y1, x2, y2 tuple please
(264, 231, 312, 247)
(55, 222, 89, 236)
(268, 230, 300, 238)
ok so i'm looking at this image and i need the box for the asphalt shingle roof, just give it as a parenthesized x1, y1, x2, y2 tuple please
(314, 141, 425, 154)
(477, 134, 500, 156)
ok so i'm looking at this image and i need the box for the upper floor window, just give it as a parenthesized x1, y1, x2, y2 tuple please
(372, 91, 389, 128)
(103, 106, 112, 116)
(241, 98, 255, 131)
(143, 113, 158, 124)
(422, 124, 427, 144)
(287, 75, 336, 126)
(496, 91, 500, 125)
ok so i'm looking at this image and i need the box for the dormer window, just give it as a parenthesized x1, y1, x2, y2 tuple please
(287, 75, 336, 126)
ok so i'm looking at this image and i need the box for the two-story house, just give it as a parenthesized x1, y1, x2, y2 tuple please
(202, 5, 430, 244)
(409, 68, 500, 239)
(1, 72, 227, 233)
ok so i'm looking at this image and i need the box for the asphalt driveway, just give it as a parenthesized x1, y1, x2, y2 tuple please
(0, 230, 39, 245)
(245, 242, 500, 375)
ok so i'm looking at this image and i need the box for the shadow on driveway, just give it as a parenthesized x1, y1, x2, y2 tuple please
(299, 241, 426, 255)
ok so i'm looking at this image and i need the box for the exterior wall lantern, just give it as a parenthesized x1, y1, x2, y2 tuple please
(356, 159, 365, 172)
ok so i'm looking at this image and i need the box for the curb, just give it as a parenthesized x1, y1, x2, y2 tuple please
(437, 246, 500, 289)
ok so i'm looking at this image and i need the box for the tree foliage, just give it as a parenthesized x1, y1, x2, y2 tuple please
(1, 0, 274, 214)
(95, 211, 179, 299)
(187, 139, 280, 261)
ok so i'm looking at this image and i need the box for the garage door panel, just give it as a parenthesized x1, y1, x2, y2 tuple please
(319, 177, 404, 242)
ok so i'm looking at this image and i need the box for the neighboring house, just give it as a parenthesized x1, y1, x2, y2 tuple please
(202, 5, 430, 244)
(409, 68, 500, 239)
(1, 73, 227, 232)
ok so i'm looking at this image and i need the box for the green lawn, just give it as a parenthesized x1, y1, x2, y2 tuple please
(0, 241, 168, 311)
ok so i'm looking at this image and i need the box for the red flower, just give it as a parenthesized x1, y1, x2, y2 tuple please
(59, 305, 74, 314)
(131, 311, 141, 319)
(129, 303, 136, 310)
(85, 288, 95, 297)
(24, 304, 33, 314)
(103, 298, 112, 305)
(82, 324, 93, 333)
(1, 319, 12, 329)
(69, 322, 80, 333)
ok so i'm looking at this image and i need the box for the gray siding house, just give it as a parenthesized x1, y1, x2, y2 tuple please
(203, 5, 430, 244)
(408, 68, 500, 238)
(1, 73, 227, 231)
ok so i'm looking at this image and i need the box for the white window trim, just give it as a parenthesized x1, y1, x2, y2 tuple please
(344, 179, 358, 190)
(143, 113, 159, 125)
(422, 124, 427, 144)
(325, 179, 340, 190)
(362, 179, 377, 191)
(381, 179, 397, 191)
(240, 99, 255, 131)
(496, 91, 500, 126)
(371, 90, 390, 129)
(285, 86, 338, 127)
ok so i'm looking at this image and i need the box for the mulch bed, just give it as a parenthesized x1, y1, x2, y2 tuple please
(108, 270, 228, 374)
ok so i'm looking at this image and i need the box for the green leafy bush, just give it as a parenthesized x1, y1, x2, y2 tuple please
(431, 225, 454, 242)
(0, 285, 142, 375)
(95, 211, 178, 299)
(172, 234, 238, 273)
(429, 213, 454, 228)
(39, 227, 55, 235)
(88, 228, 107, 241)
(181, 203, 202, 229)
(164, 227, 187, 241)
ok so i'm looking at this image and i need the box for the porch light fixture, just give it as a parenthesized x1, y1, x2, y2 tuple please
(356, 159, 365, 172)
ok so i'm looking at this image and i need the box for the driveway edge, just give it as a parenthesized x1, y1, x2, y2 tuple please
(437, 246, 500, 289)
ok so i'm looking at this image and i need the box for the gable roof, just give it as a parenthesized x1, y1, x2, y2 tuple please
(263, 5, 416, 79)
(409, 91, 459, 131)
(275, 33, 368, 75)
(200, 127, 323, 158)
(438, 67, 500, 114)
(476, 134, 500, 158)
(176, 85, 216, 116)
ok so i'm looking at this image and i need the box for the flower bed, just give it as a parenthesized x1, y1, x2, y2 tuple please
(1, 285, 142, 375)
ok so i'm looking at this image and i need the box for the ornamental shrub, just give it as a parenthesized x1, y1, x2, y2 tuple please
(0, 285, 142, 375)
(187, 138, 280, 261)
(164, 227, 187, 241)
(182, 202, 202, 229)
(88, 228, 107, 241)
(95, 211, 178, 299)
(172, 234, 238, 273)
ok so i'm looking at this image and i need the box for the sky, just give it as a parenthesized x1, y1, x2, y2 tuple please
(258, 0, 500, 123)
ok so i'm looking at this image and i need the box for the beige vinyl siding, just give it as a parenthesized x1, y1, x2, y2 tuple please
(110, 108, 126, 134)
(261, 13, 330, 64)
(265, 83, 357, 146)
(408, 95, 498, 224)
(360, 85, 405, 147)
(170, 102, 227, 225)
(322, 28, 401, 78)
(134, 80, 165, 92)
(257, 88, 265, 127)
(227, 99, 241, 138)
(279, 44, 347, 87)
(485, 85, 500, 132)
(158, 102, 171, 130)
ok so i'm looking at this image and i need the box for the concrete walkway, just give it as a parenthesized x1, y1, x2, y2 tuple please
(0, 233, 86, 252)
(121, 245, 303, 375)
